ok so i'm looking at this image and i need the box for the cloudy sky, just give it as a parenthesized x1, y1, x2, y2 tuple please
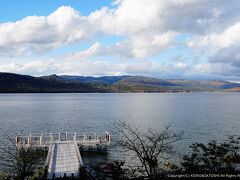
(0, 0, 240, 79)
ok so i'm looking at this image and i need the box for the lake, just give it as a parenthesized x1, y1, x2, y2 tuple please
(0, 93, 240, 158)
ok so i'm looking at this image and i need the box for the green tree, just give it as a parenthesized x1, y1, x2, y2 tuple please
(91, 160, 129, 180)
(182, 136, 240, 173)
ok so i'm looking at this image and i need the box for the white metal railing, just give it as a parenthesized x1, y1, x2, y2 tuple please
(16, 132, 111, 147)
(75, 142, 83, 166)
(45, 142, 54, 168)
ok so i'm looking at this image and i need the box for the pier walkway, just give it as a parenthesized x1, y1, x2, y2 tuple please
(15, 132, 110, 179)
(47, 142, 83, 178)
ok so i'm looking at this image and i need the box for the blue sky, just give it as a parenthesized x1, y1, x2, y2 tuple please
(0, 0, 112, 22)
(0, 0, 240, 79)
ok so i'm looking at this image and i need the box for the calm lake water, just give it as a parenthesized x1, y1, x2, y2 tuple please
(0, 93, 240, 158)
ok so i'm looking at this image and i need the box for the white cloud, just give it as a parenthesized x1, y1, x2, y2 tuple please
(90, 0, 240, 35)
(0, 6, 95, 56)
(1, 0, 240, 78)
(187, 21, 240, 77)
(112, 32, 177, 58)
(0, 53, 235, 79)
(0, 61, 49, 74)
(89, 0, 162, 36)
(61, 42, 108, 61)
(87, 0, 240, 58)
(1, 0, 239, 57)
(188, 22, 240, 49)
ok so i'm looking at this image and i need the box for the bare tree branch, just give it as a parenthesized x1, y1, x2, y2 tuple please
(0, 134, 45, 180)
(114, 121, 183, 179)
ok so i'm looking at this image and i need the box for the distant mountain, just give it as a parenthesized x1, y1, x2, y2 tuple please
(60, 75, 130, 84)
(0, 72, 240, 93)
(109, 77, 240, 92)
(0, 73, 105, 93)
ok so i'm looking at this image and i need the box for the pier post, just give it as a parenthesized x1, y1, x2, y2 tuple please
(74, 132, 77, 142)
(29, 133, 32, 145)
(27, 137, 30, 146)
(105, 132, 110, 143)
(83, 133, 86, 142)
(40, 133, 42, 145)
(15, 134, 20, 145)
(50, 133, 53, 143)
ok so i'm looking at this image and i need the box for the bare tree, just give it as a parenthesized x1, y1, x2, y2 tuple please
(0, 134, 44, 180)
(114, 121, 183, 179)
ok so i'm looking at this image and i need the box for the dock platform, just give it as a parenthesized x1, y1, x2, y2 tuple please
(47, 142, 83, 178)
(15, 132, 110, 179)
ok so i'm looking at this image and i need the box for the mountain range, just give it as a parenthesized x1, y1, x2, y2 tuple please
(0, 72, 240, 93)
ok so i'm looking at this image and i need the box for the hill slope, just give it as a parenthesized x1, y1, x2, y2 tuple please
(0, 73, 105, 93)
(0, 72, 240, 93)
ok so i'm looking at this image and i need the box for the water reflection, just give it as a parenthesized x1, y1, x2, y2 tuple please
(0, 93, 240, 155)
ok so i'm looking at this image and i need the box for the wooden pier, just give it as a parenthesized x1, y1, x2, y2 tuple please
(15, 132, 110, 179)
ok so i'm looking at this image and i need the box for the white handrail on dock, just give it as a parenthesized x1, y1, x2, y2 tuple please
(16, 132, 111, 148)
(75, 142, 83, 166)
